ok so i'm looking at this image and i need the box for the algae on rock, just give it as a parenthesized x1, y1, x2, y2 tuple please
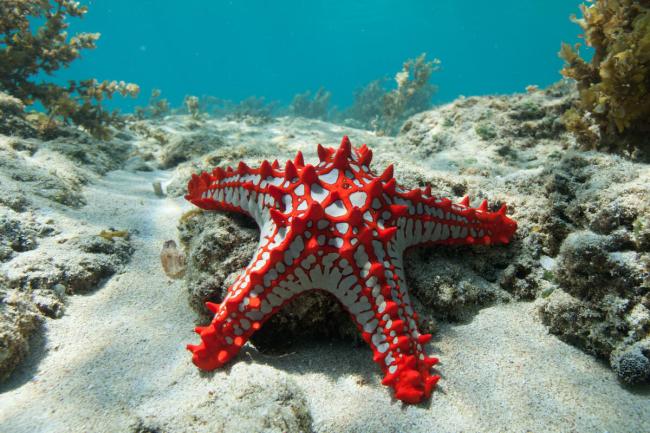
(560, 0, 650, 158)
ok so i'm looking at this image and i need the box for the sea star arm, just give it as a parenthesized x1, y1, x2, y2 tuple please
(339, 241, 440, 404)
(185, 154, 306, 227)
(186, 198, 354, 370)
(186, 216, 307, 370)
(386, 187, 517, 251)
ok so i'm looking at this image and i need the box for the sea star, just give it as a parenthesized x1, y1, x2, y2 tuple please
(185, 136, 517, 404)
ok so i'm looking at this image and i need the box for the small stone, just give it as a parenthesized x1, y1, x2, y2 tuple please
(152, 180, 165, 197)
(611, 344, 650, 384)
(539, 255, 555, 271)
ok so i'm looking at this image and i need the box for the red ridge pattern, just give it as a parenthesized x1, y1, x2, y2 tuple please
(185, 136, 517, 404)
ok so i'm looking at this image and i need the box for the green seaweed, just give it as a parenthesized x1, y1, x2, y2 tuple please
(542, 270, 556, 283)
(540, 287, 555, 298)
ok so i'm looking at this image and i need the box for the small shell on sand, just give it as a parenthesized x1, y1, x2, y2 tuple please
(160, 239, 186, 278)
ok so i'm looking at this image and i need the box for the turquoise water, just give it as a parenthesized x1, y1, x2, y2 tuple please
(61, 0, 581, 111)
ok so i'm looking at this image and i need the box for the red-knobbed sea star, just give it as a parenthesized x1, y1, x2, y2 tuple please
(185, 136, 517, 404)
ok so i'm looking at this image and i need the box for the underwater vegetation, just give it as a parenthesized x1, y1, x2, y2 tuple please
(153, 54, 438, 135)
(345, 53, 439, 136)
(0, 0, 139, 139)
(290, 87, 332, 120)
(207, 96, 278, 124)
(184, 95, 200, 120)
(560, 0, 650, 158)
(134, 89, 170, 119)
(190, 95, 278, 124)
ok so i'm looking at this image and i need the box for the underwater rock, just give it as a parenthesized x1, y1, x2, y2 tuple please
(531, 150, 648, 384)
(0, 213, 41, 262)
(0, 230, 133, 381)
(63, 234, 132, 294)
(539, 230, 649, 384)
(159, 131, 224, 169)
(5, 233, 133, 298)
(0, 118, 141, 381)
(0, 92, 24, 117)
(0, 188, 30, 214)
(0, 281, 41, 382)
(0, 136, 91, 208)
(43, 132, 133, 175)
(179, 211, 259, 315)
(396, 81, 573, 160)
(611, 340, 650, 385)
(0, 92, 37, 139)
(128, 115, 231, 170)
(554, 231, 643, 299)
(540, 152, 649, 250)
(539, 288, 616, 357)
(405, 248, 511, 322)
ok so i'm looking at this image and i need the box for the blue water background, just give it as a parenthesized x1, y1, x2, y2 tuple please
(57, 0, 583, 112)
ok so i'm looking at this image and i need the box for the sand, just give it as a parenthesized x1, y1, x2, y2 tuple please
(0, 166, 648, 432)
